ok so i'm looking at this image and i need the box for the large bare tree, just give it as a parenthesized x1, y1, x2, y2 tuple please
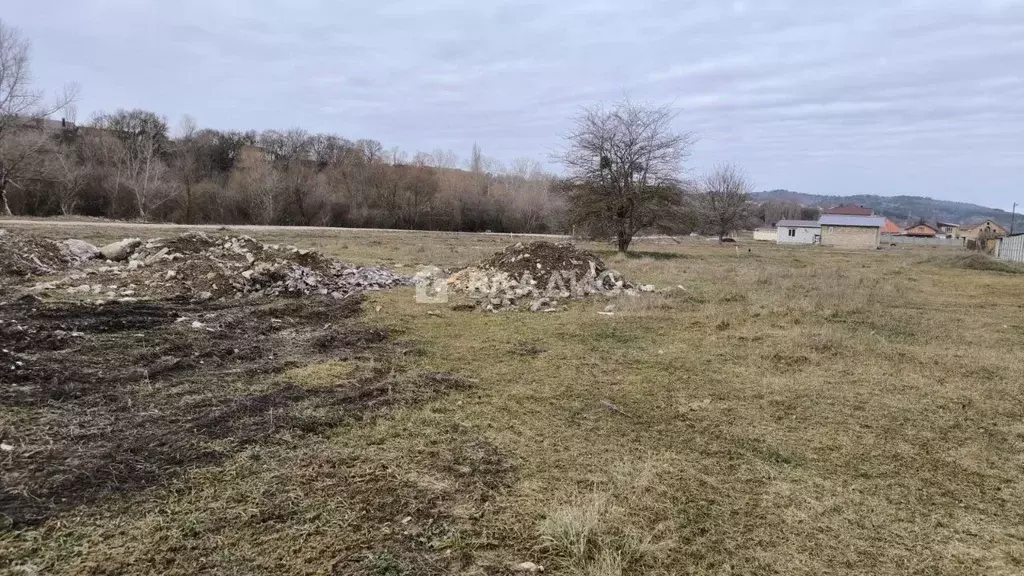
(91, 109, 170, 219)
(696, 163, 755, 240)
(171, 115, 207, 223)
(0, 20, 75, 216)
(48, 135, 86, 216)
(557, 98, 694, 252)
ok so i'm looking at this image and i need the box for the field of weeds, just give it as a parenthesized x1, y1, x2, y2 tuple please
(2, 221, 1023, 575)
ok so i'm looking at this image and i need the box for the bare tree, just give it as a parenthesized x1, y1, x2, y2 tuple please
(430, 148, 458, 170)
(0, 20, 76, 215)
(229, 154, 279, 224)
(400, 157, 438, 229)
(171, 115, 203, 222)
(387, 146, 407, 166)
(280, 128, 311, 160)
(91, 109, 170, 218)
(557, 98, 694, 252)
(470, 142, 483, 174)
(310, 133, 342, 169)
(696, 163, 754, 240)
(49, 138, 86, 215)
(356, 139, 383, 164)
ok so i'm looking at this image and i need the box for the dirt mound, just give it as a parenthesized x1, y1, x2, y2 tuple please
(444, 241, 652, 312)
(22, 231, 410, 302)
(0, 229, 79, 277)
(479, 241, 608, 287)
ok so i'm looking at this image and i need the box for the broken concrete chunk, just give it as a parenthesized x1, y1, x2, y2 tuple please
(143, 247, 170, 266)
(61, 239, 100, 262)
(99, 238, 142, 262)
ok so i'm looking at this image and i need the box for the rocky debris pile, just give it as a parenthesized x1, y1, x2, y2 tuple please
(478, 241, 610, 287)
(0, 229, 99, 277)
(444, 241, 653, 312)
(26, 231, 410, 302)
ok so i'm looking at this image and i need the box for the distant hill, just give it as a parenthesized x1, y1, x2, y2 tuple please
(752, 190, 1019, 228)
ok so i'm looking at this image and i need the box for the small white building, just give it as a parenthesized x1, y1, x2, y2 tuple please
(753, 228, 776, 241)
(776, 220, 821, 245)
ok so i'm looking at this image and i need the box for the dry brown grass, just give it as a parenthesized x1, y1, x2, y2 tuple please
(2, 222, 1023, 575)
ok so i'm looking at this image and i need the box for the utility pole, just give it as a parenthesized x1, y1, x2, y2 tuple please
(1012, 202, 1018, 235)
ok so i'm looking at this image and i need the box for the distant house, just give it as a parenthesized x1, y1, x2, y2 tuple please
(961, 220, 1008, 241)
(819, 215, 885, 249)
(776, 220, 820, 245)
(752, 228, 776, 242)
(880, 218, 902, 235)
(936, 222, 960, 238)
(824, 204, 874, 216)
(903, 222, 939, 238)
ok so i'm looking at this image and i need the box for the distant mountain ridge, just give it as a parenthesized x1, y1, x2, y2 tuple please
(752, 190, 1019, 228)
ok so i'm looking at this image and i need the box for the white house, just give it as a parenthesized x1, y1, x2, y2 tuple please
(776, 220, 821, 245)
(753, 228, 776, 241)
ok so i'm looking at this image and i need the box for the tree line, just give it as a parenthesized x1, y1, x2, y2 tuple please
(6, 109, 563, 233)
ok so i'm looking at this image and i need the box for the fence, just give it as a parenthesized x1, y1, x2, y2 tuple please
(995, 234, 1024, 263)
(883, 235, 964, 247)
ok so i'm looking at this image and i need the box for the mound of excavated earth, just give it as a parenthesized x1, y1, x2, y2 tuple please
(0, 229, 97, 277)
(444, 241, 653, 312)
(7, 230, 409, 303)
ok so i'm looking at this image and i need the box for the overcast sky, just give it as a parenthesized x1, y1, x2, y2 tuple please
(7, 0, 1024, 207)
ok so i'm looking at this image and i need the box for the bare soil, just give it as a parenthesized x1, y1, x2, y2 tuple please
(0, 295, 468, 529)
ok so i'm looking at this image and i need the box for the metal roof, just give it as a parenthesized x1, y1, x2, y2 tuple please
(819, 215, 886, 228)
(776, 220, 821, 228)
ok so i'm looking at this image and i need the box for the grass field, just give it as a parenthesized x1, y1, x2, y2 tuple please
(2, 222, 1023, 575)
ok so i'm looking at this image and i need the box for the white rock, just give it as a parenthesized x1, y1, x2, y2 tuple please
(143, 247, 170, 265)
(190, 320, 205, 329)
(61, 239, 100, 262)
(99, 238, 142, 262)
(513, 561, 544, 573)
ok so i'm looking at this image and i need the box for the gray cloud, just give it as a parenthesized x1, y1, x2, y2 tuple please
(7, 0, 1024, 206)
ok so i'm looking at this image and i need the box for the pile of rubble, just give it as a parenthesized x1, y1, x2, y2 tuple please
(442, 241, 653, 312)
(0, 229, 98, 277)
(21, 231, 409, 302)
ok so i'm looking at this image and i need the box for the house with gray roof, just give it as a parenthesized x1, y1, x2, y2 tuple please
(819, 215, 885, 249)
